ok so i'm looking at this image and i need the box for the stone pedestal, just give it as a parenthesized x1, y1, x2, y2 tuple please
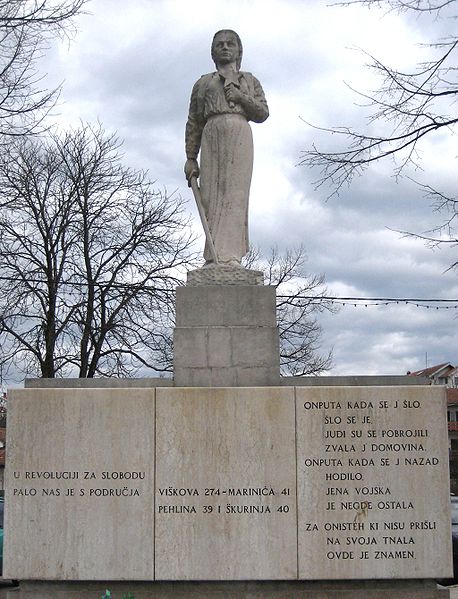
(173, 285, 280, 386)
(4, 386, 452, 595)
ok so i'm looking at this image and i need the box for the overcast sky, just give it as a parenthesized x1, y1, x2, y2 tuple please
(40, 0, 458, 376)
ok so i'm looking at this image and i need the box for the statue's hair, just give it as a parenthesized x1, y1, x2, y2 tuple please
(211, 30, 243, 70)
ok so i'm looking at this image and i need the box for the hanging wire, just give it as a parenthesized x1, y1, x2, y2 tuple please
(276, 295, 458, 310)
(0, 273, 456, 309)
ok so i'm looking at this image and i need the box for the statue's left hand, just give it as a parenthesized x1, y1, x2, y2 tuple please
(225, 85, 244, 106)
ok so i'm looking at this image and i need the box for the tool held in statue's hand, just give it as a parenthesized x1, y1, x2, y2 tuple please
(222, 70, 240, 109)
(190, 176, 219, 264)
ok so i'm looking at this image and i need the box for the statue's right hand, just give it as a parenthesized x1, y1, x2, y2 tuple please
(184, 159, 199, 186)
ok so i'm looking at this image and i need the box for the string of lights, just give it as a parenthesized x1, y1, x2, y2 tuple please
(0, 274, 456, 310)
(277, 295, 458, 310)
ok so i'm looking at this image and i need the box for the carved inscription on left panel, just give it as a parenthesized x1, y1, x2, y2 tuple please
(4, 388, 155, 580)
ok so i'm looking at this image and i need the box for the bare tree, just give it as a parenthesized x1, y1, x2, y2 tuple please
(333, 1, 455, 12)
(244, 246, 336, 376)
(300, 0, 458, 194)
(299, 0, 458, 271)
(0, 124, 195, 380)
(0, 0, 87, 139)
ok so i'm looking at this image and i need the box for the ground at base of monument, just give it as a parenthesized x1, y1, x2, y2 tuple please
(5, 580, 452, 598)
(0, 580, 17, 599)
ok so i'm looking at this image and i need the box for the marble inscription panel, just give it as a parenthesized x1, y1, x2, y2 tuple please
(4, 388, 155, 580)
(296, 386, 452, 579)
(154, 387, 297, 580)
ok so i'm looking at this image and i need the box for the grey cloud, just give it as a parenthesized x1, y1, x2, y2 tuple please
(34, 0, 458, 377)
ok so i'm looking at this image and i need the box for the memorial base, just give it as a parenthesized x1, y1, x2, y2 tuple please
(174, 285, 280, 386)
(4, 385, 451, 588)
(7, 580, 450, 598)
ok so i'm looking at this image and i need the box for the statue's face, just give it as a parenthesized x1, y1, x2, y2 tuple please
(212, 31, 240, 66)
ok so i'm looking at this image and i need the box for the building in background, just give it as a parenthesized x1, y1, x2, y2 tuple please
(409, 363, 458, 493)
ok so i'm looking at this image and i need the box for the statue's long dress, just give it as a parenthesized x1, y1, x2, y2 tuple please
(200, 114, 252, 263)
(185, 71, 268, 264)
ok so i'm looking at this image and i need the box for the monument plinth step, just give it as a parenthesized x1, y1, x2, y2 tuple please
(186, 265, 263, 286)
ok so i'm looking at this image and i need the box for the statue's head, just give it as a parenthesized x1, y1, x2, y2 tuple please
(211, 30, 243, 70)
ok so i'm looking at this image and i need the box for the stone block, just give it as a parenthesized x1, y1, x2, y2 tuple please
(154, 387, 297, 580)
(295, 386, 452, 580)
(281, 375, 428, 387)
(174, 285, 280, 386)
(173, 367, 214, 387)
(24, 377, 173, 388)
(173, 328, 208, 368)
(207, 327, 233, 367)
(231, 326, 280, 367)
(174, 325, 280, 386)
(3, 388, 155, 581)
(175, 366, 280, 387)
(175, 285, 277, 327)
(235, 366, 280, 386)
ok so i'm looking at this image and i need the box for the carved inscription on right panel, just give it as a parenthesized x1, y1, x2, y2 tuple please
(296, 386, 452, 580)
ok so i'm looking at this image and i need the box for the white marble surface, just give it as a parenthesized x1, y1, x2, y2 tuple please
(154, 387, 297, 580)
(3, 385, 452, 582)
(4, 388, 155, 580)
(296, 386, 452, 579)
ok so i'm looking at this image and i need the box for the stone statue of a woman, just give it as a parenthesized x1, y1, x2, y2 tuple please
(184, 30, 269, 268)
